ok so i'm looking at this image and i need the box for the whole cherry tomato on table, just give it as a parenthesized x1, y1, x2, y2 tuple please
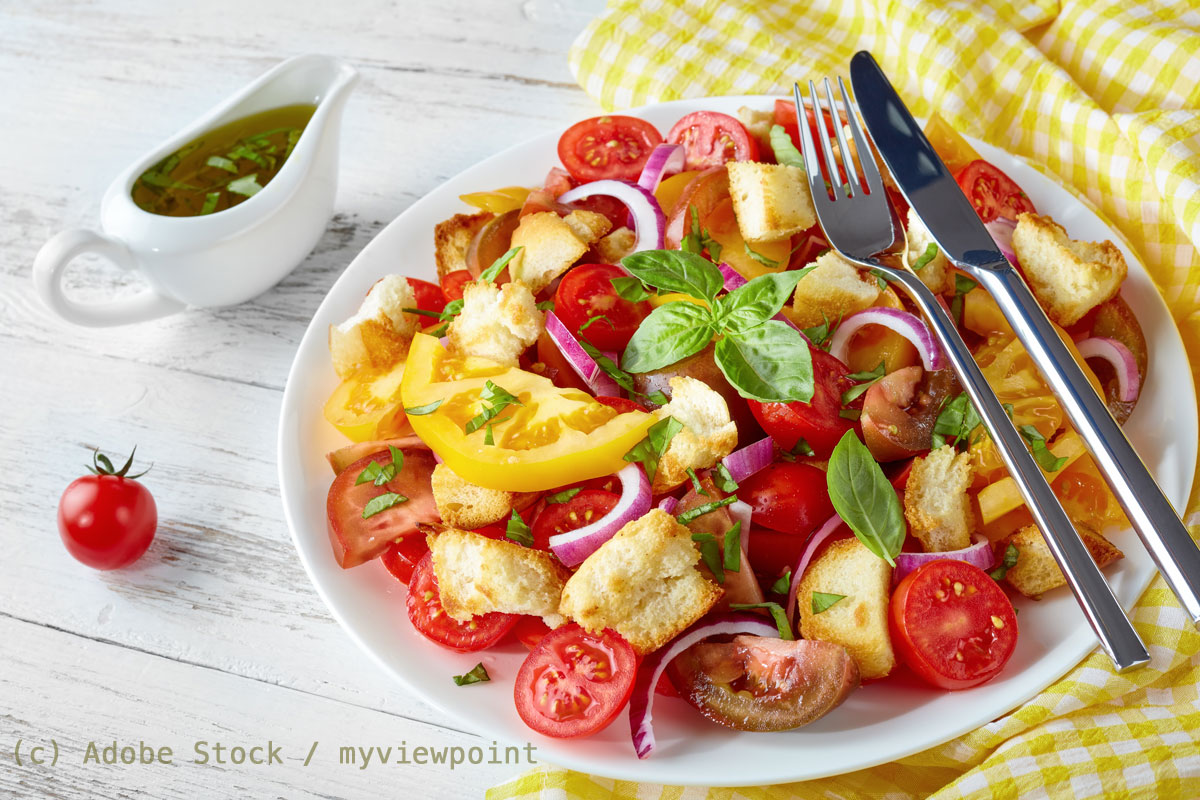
(58, 448, 157, 570)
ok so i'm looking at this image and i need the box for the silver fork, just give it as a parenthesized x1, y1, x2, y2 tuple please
(795, 78, 1150, 672)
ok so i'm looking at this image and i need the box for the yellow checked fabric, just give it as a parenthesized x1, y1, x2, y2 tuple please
(490, 2, 1200, 798)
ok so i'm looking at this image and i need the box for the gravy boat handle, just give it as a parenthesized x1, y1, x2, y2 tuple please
(33, 229, 185, 327)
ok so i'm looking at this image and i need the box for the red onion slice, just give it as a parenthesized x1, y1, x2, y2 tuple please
(629, 144, 687, 226)
(828, 307, 945, 372)
(657, 495, 679, 514)
(719, 262, 748, 291)
(629, 612, 780, 759)
(559, 180, 665, 252)
(786, 513, 844, 623)
(984, 216, 1019, 267)
(545, 310, 610, 393)
(892, 534, 995, 585)
(549, 464, 651, 566)
(728, 498, 753, 535)
(721, 436, 774, 483)
(1076, 336, 1140, 403)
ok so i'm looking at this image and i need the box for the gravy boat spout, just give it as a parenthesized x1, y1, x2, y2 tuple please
(33, 54, 360, 327)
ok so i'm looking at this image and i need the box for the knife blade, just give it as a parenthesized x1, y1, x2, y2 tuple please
(848, 51, 1008, 271)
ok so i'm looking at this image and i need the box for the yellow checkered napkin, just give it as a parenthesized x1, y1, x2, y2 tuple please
(491, 1, 1200, 797)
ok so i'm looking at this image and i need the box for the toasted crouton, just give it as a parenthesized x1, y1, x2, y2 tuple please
(328, 275, 419, 378)
(737, 106, 775, 154)
(1000, 523, 1123, 597)
(652, 376, 738, 493)
(798, 538, 895, 679)
(446, 279, 543, 366)
(431, 463, 516, 529)
(509, 211, 610, 293)
(594, 226, 637, 263)
(558, 509, 721, 653)
(905, 445, 975, 552)
(1011, 213, 1127, 326)
(787, 250, 881, 328)
(434, 211, 492, 280)
(905, 208, 951, 294)
(428, 529, 570, 627)
(727, 161, 816, 243)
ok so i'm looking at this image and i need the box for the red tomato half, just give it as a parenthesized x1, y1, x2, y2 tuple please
(380, 535, 431, 585)
(748, 346, 854, 458)
(58, 474, 157, 570)
(514, 624, 637, 738)
(954, 160, 1035, 223)
(531, 489, 619, 550)
(737, 462, 834, 535)
(406, 552, 517, 652)
(557, 116, 664, 183)
(553, 263, 651, 351)
(440, 269, 473, 303)
(594, 395, 644, 414)
(666, 111, 759, 170)
(889, 560, 1018, 689)
(407, 277, 446, 316)
(513, 616, 553, 650)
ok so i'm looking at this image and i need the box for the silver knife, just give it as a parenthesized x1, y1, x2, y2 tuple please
(849, 49, 1200, 628)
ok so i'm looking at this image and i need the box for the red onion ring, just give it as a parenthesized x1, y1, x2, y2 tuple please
(627, 144, 686, 227)
(786, 513, 845, 623)
(657, 495, 679, 514)
(1076, 337, 1140, 403)
(628, 612, 780, 759)
(558, 180, 665, 253)
(548, 464, 651, 566)
(720, 436, 774, 483)
(728, 498, 753, 536)
(828, 307, 944, 371)
(984, 216, 1019, 267)
(544, 310, 613, 395)
(892, 534, 995, 585)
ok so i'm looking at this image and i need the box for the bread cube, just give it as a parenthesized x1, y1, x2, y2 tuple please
(652, 377, 738, 494)
(788, 249, 881, 328)
(434, 211, 492, 280)
(328, 274, 419, 378)
(904, 445, 975, 552)
(446, 279, 543, 366)
(1011, 213, 1127, 326)
(999, 523, 1123, 597)
(727, 161, 816, 243)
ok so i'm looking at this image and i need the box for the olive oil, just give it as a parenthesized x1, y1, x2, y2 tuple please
(132, 104, 316, 217)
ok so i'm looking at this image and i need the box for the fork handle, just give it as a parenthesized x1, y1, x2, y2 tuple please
(973, 265, 1200, 625)
(887, 269, 1150, 670)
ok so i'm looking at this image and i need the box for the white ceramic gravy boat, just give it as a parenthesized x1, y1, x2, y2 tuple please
(33, 54, 359, 327)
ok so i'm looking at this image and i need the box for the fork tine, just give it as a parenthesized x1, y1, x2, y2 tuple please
(808, 80, 843, 199)
(838, 76, 884, 197)
(824, 77, 861, 198)
(793, 82, 828, 199)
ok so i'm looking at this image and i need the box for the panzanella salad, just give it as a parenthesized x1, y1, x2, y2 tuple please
(319, 105, 1145, 754)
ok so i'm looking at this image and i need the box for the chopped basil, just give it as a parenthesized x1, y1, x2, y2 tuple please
(361, 492, 408, 519)
(713, 462, 739, 492)
(686, 467, 709, 496)
(869, 269, 889, 292)
(205, 155, 238, 173)
(1019, 425, 1068, 472)
(679, 205, 722, 263)
(801, 310, 841, 350)
(826, 431, 904, 565)
(478, 246, 522, 284)
(723, 522, 742, 572)
(770, 569, 792, 595)
(646, 390, 670, 406)
(841, 361, 886, 405)
(621, 301, 715, 374)
(622, 415, 683, 483)
(990, 543, 1020, 581)
(536, 300, 556, 311)
(690, 533, 725, 584)
(769, 124, 804, 169)
(839, 408, 861, 421)
(610, 276, 653, 303)
(950, 274, 978, 322)
(743, 242, 779, 269)
(912, 242, 938, 271)
(811, 591, 847, 614)
(545, 487, 582, 505)
(713, 267, 815, 334)
(675, 496, 737, 525)
(576, 338, 639, 395)
(355, 455, 398, 487)
(729, 602, 794, 640)
(227, 173, 264, 198)
(452, 663, 490, 686)
(780, 437, 816, 462)
(464, 381, 522, 434)
(199, 192, 221, 215)
(484, 422, 496, 446)
(405, 399, 444, 416)
(931, 392, 983, 449)
(579, 314, 613, 336)
(505, 509, 533, 546)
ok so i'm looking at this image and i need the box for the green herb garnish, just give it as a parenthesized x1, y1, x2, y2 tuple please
(713, 463, 739, 492)
(1019, 425, 1068, 472)
(951, 274, 978, 322)
(505, 509, 533, 546)
(676, 496, 737, 525)
(680, 205, 722, 263)
(199, 192, 220, 215)
(405, 399, 444, 416)
(206, 155, 238, 173)
(723, 522, 742, 572)
(227, 173, 264, 198)
(546, 487, 583, 505)
(811, 591, 847, 614)
(841, 361, 886, 406)
(478, 246, 522, 284)
(770, 569, 792, 595)
(686, 467, 709, 496)
(362, 492, 408, 520)
(911, 242, 938, 271)
(826, 431, 904, 566)
(800, 311, 839, 349)
(931, 392, 983, 449)
(464, 381, 522, 434)
(743, 242, 780, 269)
(610, 276, 653, 303)
(730, 602, 794, 640)
(452, 663, 490, 686)
(623, 415, 683, 483)
(990, 543, 1020, 581)
(691, 533, 725, 584)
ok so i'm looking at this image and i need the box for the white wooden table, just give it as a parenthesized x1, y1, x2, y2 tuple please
(0, 1, 607, 796)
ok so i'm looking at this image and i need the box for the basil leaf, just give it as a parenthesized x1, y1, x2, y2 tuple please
(769, 569, 792, 595)
(478, 246, 522, 284)
(579, 314, 613, 335)
(484, 422, 495, 446)
(576, 337, 639, 395)
(610, 276, 653, 303)
(826, 431, 904, 566)
(680, 206, 723, 263)
(505, 509, 533, 546)
(869, 269, 889, 292)
(932, 392, 983, 448)
(729, 602, 794, 640)
(646, 390, 670, 406)
(801, 310, 841, 349)
(227, 173, 263, 198)
(811, 591, 847, 614)
(623, 416, 683, 483)
(743, 242, 779, 269)
(912, 242, 938, 271)
(621, 301, 715, 373)
(199, 192, 220, 215)
(388, 446, 404, 470)
(536, 300, 556, 311)
(452, 663, 490, 686)
(405, 399, 444, 416)
(715, 267, 814, 333)
(723, 522, 742, 572)
(769, 124, 805, 169)
(676, 496, 736, 525)
(713, 320, 814, 403)
(621, 249, 724, 302)
(951, 274, 978, 322)
(546, 487, 582, 504)
(713, 463, 739, 492)
(686, 467, 709, 496)
(839, 408, 861, 421)
(691, 534, 725, 584)
(841, 362, 887, 405)
(1019, 425, 1068, 472)
(206, 155, 238, 173)
(465, 380, 522, 434)
(355, 460, 386, 486)
(990, 543, 1020, 580)
(362, 492, 408, 519)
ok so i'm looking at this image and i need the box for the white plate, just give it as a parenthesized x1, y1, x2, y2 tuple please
(277, 96, 1197, 786)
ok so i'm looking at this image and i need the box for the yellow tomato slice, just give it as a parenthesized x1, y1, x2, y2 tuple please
(458, 186, 530, 214)
(401, 333, 655, 491)
(323, 364, 413, 442)
(655, 170, 701, 217)
(924, 113, 981, 175)
(843, 287, 921, 373)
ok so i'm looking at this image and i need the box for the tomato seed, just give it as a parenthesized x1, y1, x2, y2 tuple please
(953, 582, 964, 596)
(991, 615, 1005, 629)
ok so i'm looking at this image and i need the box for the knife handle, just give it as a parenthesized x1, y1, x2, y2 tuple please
(973, 265, 1200, 626)
(885, 268, 1150, 670)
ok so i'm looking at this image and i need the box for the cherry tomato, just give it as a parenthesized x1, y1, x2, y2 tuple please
(465, 210, 520, 279)
(406, 277, 446, 316)
(889, 560, 1018, 689)
(406, 552, 517, 652)
(666, 111, 759, 170)
(380, 535, 431, 585)
(440, 269, 473, 303)
(553, 263, 651, 351)
(594, 395, 645, 414)
(557, 115, 664, 183)
(860, 367, 955, 462)
(954, 160, 1035, 223)
(737, 462, 834, 535)
(542, 166, 575, 197)
(531, 489, 619, 550)
(513, 616, 552, 650)
(788, 224, 831, 268)
(748, 346, 854, 458)
(514, 624, 637, 738)
(58, 448, 157, 570)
